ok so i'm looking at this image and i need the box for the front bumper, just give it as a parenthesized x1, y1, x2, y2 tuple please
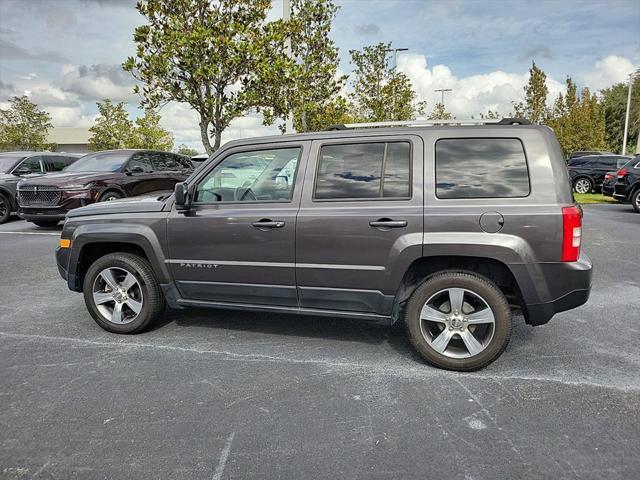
(19, 190, 98, 222)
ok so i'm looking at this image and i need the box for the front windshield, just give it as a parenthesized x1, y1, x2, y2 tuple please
(0, 155, 25, 173)
(64, 152, 130, 172)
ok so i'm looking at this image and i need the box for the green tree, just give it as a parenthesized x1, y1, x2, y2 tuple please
(524, 61, 548, 124)
(88, 99, 133, 151)
(128, 109, 173, 151)
(600, 73, 640, 154)
(0, 96, 54, 151)
(259, 0, 346, 132)
(175, 144, 199, 156)
(124, 0, 281, 154)
(480, 110, 500, 119)
(427, 102, 452, 120)
(349, 42, 425, 122)
(546, 77, 608, 157)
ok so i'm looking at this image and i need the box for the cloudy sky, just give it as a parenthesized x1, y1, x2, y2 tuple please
(1, 0, 638, 152)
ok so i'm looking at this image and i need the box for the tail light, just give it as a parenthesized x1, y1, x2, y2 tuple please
(562, 206, 582, 262)
(617, 168, 628, 178)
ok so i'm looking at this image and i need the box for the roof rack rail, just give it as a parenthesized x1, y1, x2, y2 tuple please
(326, 117, 531, 130)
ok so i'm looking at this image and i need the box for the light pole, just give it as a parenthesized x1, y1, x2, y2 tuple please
(434, 88, 452, 106)
(385, 47, 408, 120)
(283, 0, 294, 134)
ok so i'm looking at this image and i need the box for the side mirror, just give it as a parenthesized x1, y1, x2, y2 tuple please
(174, 182, 190, 212)
(129, 166, 144, 174)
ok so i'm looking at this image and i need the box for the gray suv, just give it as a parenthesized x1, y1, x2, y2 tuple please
(55, 119, 592, 371)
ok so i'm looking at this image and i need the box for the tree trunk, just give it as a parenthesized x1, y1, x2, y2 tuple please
(213, 129, 222, 151)
(199, 115, 213, 155)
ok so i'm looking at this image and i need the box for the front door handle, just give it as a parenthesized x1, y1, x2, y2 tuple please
(251, 219, 285, 229)
(369, 218, 408, 228)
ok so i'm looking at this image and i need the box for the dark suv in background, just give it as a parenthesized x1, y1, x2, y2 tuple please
(0, 151, 80, 224)
(568, 154, 632, 193)
(613, 157, 640, 212)
(55, 119, 592, 371)
(18, 149, 193, 227)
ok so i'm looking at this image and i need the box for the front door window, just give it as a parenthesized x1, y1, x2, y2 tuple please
(195, 147, 301, 203)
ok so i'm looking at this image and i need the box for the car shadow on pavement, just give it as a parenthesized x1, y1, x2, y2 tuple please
(153, 306, 416, 350)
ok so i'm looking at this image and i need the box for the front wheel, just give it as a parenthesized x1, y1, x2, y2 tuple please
(0, 193, 10, 224)
(632, 189, 640, 213)
(99, 191, 123, 202)
(404, 271, 512, 371)
(83, 253, 165, 334)
(573, 177, 593, 194)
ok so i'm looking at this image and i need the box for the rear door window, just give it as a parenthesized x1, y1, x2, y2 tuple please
(152, 152, 178, 171)
(435, 138, 530, 199)
(314, 142, 411, 200)
(127, 153, 154, 172)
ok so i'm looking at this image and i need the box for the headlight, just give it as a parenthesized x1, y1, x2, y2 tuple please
(65, 183, 94, 191)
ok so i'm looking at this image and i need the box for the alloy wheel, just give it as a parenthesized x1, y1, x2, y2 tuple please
(0, 197, 7, 218)
(419, 288, 495, 358)
(574, 179, 591, 194)
(92, 267, 144, 325)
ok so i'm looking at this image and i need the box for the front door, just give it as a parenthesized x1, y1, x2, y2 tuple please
(295, 135, 424, 316)
(167, 142, 309, 307)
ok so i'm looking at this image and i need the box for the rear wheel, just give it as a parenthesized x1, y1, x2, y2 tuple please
(83, 253, 165, 334)
(404, 271, 512, 371)
(632, 189, 640, 213)
(0, 193, 10, 224)
(573, 177, 593, 194)
(31, 220, 60, 228)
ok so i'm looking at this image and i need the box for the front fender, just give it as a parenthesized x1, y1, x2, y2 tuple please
(67, 222, 170, 290)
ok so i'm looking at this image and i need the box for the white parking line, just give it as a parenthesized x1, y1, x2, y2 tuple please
(0, 231, 60, 236)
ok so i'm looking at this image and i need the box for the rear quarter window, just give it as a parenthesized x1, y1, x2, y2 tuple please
(435, 138, 530, 199)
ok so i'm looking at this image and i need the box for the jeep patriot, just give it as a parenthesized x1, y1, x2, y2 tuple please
(55, 118, 592, 371)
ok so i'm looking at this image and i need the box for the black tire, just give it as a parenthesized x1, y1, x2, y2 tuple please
(83, 252, 165, 334)
(0, 192, 10, 224)
(31, 220, 60, 228)
(404, 271, 512, 371)
(99, 191, 123, 202)
(632, 189, 640, 213)
(573, 177, 593, 194)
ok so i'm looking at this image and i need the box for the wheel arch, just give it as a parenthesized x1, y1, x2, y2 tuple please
(68, 226, 170, 291)
(97, 186, 126, 200)
(392, 254, 540, 324)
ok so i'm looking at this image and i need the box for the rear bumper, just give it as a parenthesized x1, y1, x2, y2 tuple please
(519, 254, 593, 326)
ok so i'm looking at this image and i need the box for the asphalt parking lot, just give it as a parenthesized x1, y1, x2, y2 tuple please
(1, 204, 638, 480)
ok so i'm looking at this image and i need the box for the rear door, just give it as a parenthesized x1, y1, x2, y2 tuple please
(150, 152, 188, 192)
(123, 152, 159, 196)
(295, 135, 424, 316)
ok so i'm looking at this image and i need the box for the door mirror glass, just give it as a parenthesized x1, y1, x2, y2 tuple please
(174, 182, 190, 211)
(129, 165, 145, 174)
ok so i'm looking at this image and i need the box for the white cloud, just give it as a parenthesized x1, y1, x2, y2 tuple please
(583, 55, 636, 91)
(397, 53, 566, 118)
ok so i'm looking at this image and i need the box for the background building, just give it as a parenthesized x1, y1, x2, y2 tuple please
(47, 127, 91, 154)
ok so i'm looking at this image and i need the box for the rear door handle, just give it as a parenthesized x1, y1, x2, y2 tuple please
(251, 219, 285, 229)
(369, 219, 408, 228)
